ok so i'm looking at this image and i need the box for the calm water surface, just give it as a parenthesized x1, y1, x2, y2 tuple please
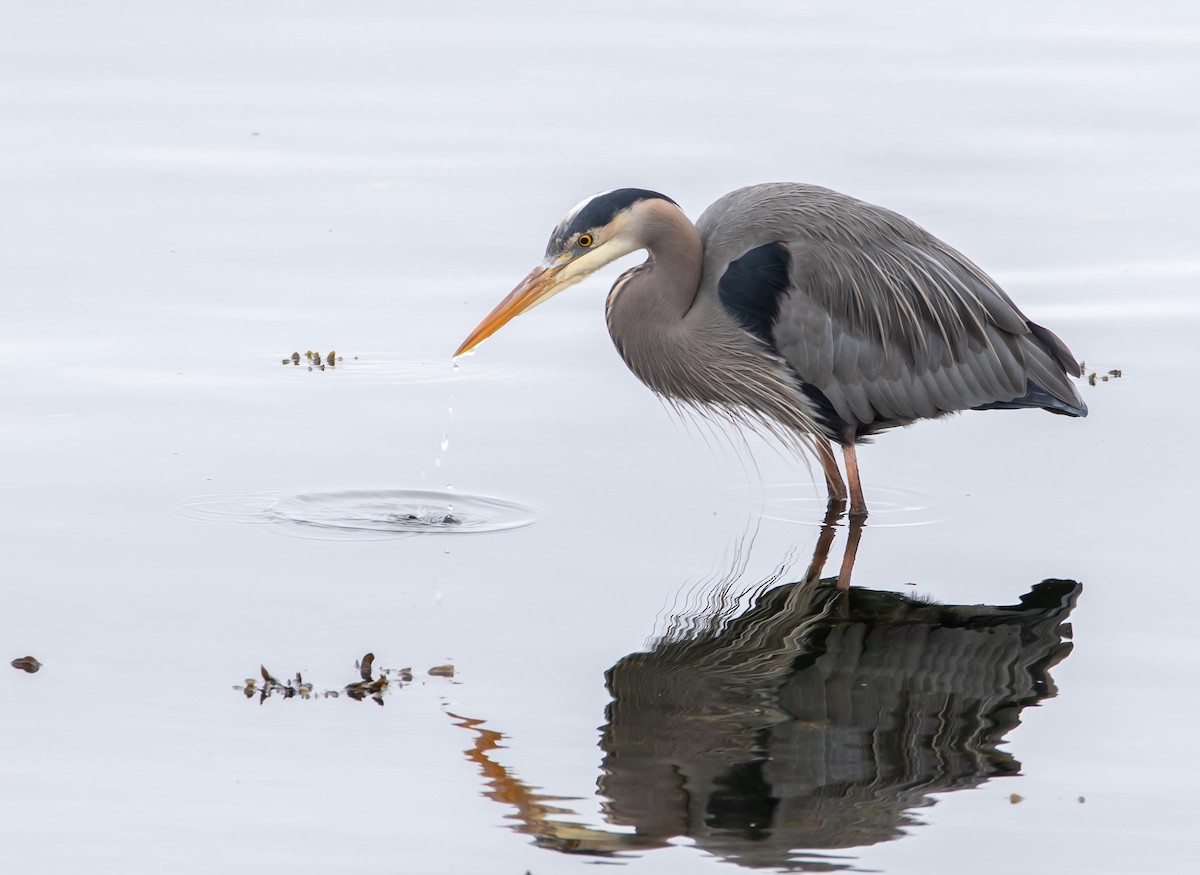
(2, 2, 1197, 873)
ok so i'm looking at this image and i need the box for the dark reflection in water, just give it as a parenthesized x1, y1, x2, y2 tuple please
(454, 575, 1079, 871)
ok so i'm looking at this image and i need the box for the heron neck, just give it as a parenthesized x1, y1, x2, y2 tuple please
(605, 202, 703, 352)
(603, 199, 820, 447)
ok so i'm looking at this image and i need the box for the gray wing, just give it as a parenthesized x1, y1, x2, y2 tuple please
(697, 183, 1086, 437)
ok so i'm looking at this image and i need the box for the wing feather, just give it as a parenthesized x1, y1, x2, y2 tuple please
(698, 183, 1086, 435)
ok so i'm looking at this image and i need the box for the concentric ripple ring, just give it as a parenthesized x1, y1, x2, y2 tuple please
(177, 489, 535, 540)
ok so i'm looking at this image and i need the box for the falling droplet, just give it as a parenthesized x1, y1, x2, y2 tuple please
(452, 363, 459, 374)
(445, 483, 454, 492)
(435, 458, 442, 468)
(441, 435, 449, 452)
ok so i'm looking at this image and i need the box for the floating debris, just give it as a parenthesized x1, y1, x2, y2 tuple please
(1009, 793, 1024, 805)
(10, 656, 41, 673)
(235, 653, 451, 705)
(1085, 366, 1124, 387)
(281, 349, 349, 371)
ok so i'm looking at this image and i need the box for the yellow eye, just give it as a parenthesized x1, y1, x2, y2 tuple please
(577, 234, 593, 248)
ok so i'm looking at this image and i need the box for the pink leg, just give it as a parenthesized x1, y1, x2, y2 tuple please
(842, 443, 868, 521)
(817, 438, 848, 504)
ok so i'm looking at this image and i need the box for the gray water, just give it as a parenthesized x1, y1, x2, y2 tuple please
(2, 2, 1197, 873)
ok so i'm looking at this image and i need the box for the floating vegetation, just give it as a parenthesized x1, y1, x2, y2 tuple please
(10, 656, 41, 673)
(1079, 362, 1124, 387)
(234, 653, 450, 705)
(281, 349, 350, 371)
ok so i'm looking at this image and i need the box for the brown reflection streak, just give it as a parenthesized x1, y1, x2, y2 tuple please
(445, 711, 667, 856)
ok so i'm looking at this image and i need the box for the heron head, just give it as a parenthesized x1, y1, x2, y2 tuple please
(454, 189, 677, 357)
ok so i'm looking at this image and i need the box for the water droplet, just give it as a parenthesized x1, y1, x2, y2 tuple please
(445, 483, 454, 492)
(447, 405, 453, 415)
(440, 435, 449, 452)
(452, 363, 459, 373)
(435, 458, 442, 468)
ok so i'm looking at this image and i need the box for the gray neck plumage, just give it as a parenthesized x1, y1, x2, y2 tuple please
(604, 198, 820, 447)
(604, 199, 704, 397)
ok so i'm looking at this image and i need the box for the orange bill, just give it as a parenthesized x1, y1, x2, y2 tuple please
(454, 262, 565, 357)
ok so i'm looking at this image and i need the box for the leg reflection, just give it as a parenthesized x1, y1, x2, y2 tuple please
(804, 499, 843, 586)
(807, 498, 865, 592)
(837, 518, 865, 591)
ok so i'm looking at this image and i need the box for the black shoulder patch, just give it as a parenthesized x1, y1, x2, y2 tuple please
(718, 241, 791, 345)
(547, 188, 678, 255)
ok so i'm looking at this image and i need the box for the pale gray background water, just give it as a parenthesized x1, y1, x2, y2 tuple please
(2, 1, 1197, 872)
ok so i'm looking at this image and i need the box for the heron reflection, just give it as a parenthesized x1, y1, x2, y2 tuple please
(451, 568, 1079, 870)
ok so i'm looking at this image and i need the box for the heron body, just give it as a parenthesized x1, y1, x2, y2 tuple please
(456, 184, 1086, 518)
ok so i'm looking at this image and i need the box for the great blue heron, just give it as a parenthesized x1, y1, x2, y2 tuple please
(455, 184, 1086, 518)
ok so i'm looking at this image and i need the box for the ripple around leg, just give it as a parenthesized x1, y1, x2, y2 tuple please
(732, 481, 946, 528)
(176, 489, 536, 540)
